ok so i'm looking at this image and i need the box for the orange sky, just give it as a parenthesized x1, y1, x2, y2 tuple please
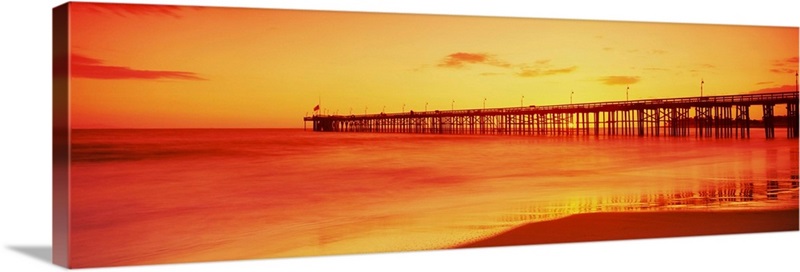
(67, 3, 798, 128)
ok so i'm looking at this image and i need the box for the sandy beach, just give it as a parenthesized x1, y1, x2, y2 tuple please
(457, 209, 799, 248)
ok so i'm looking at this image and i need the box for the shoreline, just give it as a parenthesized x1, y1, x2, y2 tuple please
(456, 208, 799, 249)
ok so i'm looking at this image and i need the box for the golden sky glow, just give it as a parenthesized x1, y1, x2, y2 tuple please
(67, 3, 798, 128)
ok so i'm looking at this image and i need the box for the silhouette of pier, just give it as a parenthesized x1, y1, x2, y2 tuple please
(304, 91, 799, 138)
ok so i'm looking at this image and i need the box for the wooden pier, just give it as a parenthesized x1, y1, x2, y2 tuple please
(304, 91, 799, 139)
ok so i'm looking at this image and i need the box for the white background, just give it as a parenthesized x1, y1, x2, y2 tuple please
(1, 0, 798, 271)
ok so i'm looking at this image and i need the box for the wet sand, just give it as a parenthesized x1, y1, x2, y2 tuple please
(457, 209, 799, 248)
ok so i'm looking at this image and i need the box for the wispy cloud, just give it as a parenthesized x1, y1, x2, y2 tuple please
(769, 68, 795, 73)
(71, 54, 102, 65)
(770, 56, 798, 74)
(72, 2, 193, 18)
(518, 66, 577, 78)
(748, 85, 795, 94)
(437, 52, 510, 68)
(756, 81, 774, 85)
(437, 52, 577, 78)
(543, 66, 577, 75)
(599, 76, 640, 85)
(71, 54, 205, 81)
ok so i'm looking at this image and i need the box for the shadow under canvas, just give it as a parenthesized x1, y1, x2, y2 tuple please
(7, 246, 53, 264)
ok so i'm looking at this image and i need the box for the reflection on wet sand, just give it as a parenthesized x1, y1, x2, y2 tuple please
(497, 177, 799, 227)
(456, 176, 798, 249)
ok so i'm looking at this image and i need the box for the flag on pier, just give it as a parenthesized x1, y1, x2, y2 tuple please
(313, 104, 320, 111)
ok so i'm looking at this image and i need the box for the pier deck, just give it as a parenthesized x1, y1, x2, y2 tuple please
(304, 91, 799, 138)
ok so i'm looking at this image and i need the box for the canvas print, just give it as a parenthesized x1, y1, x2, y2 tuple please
(53, 2, 799, 268)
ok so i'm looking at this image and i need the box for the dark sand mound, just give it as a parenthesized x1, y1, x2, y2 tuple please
(458, 209, 799, 248)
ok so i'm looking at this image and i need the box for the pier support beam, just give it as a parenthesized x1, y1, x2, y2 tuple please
(695, 106, 712, 137)
(637, 109, 645, 136)
(763, 104, 775, 139)
(735, 105, 750, 138)
(788, 103, 799, 138)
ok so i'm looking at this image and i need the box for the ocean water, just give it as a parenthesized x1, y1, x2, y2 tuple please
(69, 128, 799, 267)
